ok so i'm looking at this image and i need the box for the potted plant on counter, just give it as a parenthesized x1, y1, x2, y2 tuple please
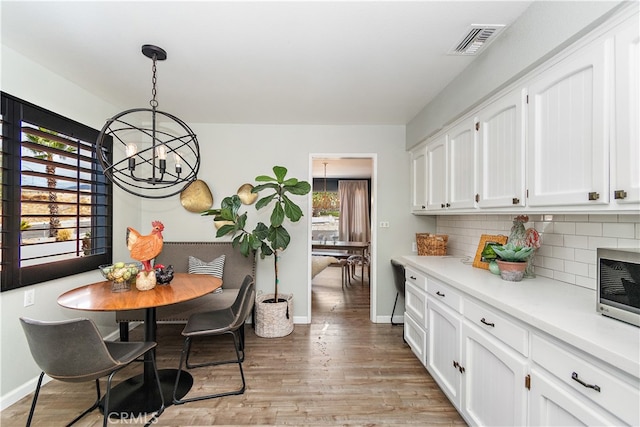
(202, 166, 310, 338)
(492, 242, 534, 282)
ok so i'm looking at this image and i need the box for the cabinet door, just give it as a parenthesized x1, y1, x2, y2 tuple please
(462, 321, 528, 427)
(404, 312, 427, 366)
(410, 145, 428, 211)
(427, 298, 462, 407)
(476, 88, 526, 208)
(529, 366, 625, 426)
(448, 120, 476, 209)
(612, 16, 640, 205)
(527, 37, 611, 207)
(426, 136, 447, 210)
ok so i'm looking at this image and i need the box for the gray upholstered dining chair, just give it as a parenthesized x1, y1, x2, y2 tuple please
(20, 317, 164, 427)
(172, 275, 255, 404)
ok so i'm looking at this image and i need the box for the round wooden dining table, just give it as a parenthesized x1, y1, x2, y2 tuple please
(58, 273, 222, 417)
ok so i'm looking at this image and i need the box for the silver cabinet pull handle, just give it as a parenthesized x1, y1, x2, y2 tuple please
(480, 318, 495, 327)
(571, 372, 601, 392)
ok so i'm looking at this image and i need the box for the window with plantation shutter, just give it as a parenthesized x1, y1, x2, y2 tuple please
(1, 93, 113, 291)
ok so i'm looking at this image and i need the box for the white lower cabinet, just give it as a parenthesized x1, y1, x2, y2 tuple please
(461, 320, 528, 427)
(529, 366, 624, 426)
(404, 267, 428, 366)
(530, 334, 639, 426)
(427, 297, 462, 407)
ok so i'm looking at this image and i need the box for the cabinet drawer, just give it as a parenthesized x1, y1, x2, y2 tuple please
(427, 278, 461, 313)
(405, 267, 427, 292)
(405, 282, 427, 326)
(531, 334, 640, 426)
(404, 312, 427, 366)
(464, 299, 529, 356)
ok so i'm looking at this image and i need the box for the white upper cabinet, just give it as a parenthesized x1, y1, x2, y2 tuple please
(612, 15, 640, 206)
(426, 135, 448, 210)
(448, 121, 476, 209)
(476, 88, 526, 208)
(526, 37, 612, 207)
(410, 144, 428, 212)
(426, 120, 476, 211)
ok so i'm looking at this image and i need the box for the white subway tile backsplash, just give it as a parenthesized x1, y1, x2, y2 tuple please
(543, 256, 564, 271)
(436, 213, 640, 288)
(574, 248, 596, 264)
(554, 271, 576, 284)
(542, 233, 564, 247)
(564, 260, 589, 276)
(619, 214, 640, 223)
(552, 246, 575, 261)
(575, 275, 595, 290)
(602, 222, 635, 238)
(587, 236, 618, 250)
(554, 222, 576, 235)
(564, 235, 589, 249)
(588, 214, 619, 223)
(576, 222, 603, 236)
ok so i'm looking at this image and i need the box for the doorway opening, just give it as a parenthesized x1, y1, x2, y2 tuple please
(308, 154, 377, 324)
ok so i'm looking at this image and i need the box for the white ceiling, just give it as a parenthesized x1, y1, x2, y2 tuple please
(1, 1, 533, 126)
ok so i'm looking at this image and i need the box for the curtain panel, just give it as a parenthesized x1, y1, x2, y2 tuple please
(338, 180, 371, 243)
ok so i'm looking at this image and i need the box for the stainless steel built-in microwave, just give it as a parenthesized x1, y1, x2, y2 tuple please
(597, 248, 640, 327)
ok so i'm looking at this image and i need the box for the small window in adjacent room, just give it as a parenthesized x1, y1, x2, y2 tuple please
(1, 93, 113, 291)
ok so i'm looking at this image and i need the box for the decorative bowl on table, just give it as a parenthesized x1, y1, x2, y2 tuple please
(99, 262, 141, 292)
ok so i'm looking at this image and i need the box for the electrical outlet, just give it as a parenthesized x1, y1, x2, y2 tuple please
(379, 221, 390, 228)
(412, 242, 417, 252)
(24, 289, 35, 307)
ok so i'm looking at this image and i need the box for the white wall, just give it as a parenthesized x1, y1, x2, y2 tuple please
(406, 0, 625, 148)
(0, 46, 142, 408)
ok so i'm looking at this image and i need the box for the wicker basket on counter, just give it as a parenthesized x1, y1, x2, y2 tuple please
(416, 233, 448, 256)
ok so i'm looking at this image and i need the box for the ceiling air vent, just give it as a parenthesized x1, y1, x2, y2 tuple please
(448, 24, 505, 56)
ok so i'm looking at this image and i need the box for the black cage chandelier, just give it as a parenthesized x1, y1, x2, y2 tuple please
(96, 45, 200, 199)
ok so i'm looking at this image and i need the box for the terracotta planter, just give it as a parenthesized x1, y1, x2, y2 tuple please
(496, 260, 527, 282)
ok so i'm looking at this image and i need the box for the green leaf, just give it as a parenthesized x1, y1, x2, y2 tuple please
(272, 166, 287, 182)
(270, 203, 285, 227)
(282, 194, 303, 222)
(268, 225, 290, 251)
(284, 180, 311, 195)
(255, 174, 277, 183)
(282, 178, 298, 186)
(252, 222, 270, 241)
(255, 193, 277, 210)
(253, 182, 279, 192)
(216, 224, 235, 238)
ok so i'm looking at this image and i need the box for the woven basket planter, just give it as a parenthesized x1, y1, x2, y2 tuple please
(255, 292, 294, 338)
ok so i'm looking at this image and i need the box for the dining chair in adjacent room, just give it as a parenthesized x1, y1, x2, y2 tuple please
(172, 275, 255, 404)
(390, 259, 406, 326)
(20, 317, 164, 427)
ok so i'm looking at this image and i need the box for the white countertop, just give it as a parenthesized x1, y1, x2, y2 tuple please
(400, 255, 640, 378)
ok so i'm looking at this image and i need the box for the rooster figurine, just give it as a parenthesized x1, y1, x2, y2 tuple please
(127, 221, 164, 289)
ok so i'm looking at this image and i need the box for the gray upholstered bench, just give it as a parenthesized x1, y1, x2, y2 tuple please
(116, 241, 256, 341)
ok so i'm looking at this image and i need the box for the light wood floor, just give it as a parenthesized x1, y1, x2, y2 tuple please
(2, 266, 466, 426)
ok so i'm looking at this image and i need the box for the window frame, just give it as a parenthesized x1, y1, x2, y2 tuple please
(1, 93, 113, 291)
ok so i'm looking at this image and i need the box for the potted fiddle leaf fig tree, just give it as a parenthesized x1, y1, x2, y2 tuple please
(202, 166, 311, 337)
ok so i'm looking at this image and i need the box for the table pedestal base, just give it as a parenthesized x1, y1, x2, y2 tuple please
(102, 369, 192, 418)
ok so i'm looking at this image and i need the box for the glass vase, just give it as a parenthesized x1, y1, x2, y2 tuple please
(524, 250, 537, 278)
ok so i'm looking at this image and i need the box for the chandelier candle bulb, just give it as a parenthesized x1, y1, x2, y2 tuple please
(174, 152, 183, 174)
(125, 143, 137, 170)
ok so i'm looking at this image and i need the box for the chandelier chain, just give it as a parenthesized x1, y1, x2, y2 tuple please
(150, 54, 159, 109)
